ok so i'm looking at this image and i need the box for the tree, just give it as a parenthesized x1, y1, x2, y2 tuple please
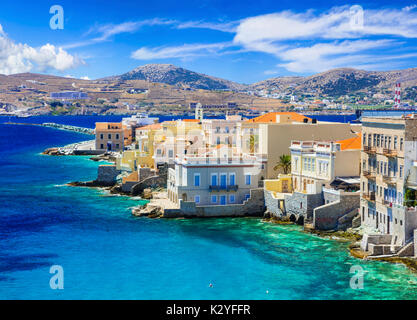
(274, 155, 291, 174)
(249, 135, 258, 154)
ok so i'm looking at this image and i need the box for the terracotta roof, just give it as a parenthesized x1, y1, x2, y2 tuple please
(244, 112, 312, 123)
(336, 133, 361, 150)
(183, 119, 200, 122)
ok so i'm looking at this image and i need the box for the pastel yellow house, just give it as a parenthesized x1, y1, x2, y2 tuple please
(264, 174, 293, 195)
(116, 123, 162, 171)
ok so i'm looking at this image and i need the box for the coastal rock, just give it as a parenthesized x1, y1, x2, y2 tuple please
(67, 180, 115, 188)
(132, 203, 162, 218)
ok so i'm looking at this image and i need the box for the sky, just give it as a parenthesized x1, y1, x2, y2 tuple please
(0, 0, 417, 84)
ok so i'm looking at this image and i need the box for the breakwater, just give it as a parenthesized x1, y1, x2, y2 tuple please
(4, 121, 94, 135)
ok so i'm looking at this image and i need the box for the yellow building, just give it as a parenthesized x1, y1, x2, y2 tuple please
(116, 123, 162, 171)
(264, 174, 293, 195)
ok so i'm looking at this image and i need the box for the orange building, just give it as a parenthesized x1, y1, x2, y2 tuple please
(95, 122, 132, 152)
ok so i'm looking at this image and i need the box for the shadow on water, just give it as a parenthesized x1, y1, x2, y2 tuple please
(0, 252, 58, 279)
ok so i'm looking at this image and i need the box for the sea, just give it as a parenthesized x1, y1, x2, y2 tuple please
(1, 114, 417, 300)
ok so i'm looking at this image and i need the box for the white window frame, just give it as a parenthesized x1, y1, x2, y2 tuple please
(245, 174, 251, 185)
(194, 173, 200, 187)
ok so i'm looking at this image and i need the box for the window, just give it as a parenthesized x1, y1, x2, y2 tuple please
(211, 174, 218, 186)
(194, 174, 200, 187)
(363, 134, 366, 146)
(229, 194, 235, 203)
(245, 174, 251, 185)
(156, 149, 162, 155)
(195, 195, 200, 204)
(116, 144, 120, 149)
(220, 195, 226, 205)
(100, 134, 103, 139)
(108, 134, 111, 139)
(116, 134, 119, 139)
(211, 195, 217, 204)
(394, 136, 398, 149)
(229, 173, 236, 186)
(168, 150, 174, 158)
(216, 137, 220, 145)
(400, 138, 403, 151)
(400, 165, 403, 178)
(220, 174, 227, 187)
(100, 144, 104, 149)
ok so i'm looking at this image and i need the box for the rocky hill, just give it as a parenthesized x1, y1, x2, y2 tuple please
(251, 67, 417, 96)
(108, 64, 247, 91)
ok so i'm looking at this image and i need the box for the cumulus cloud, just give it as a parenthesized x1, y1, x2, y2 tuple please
(231, 6, 417, 73)
(0, 25, 82, 75)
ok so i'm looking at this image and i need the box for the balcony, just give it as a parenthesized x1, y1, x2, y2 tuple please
(383, 200, 394, 207)
(383, 175, 397, 185)
(383, 148, 398, 157)
(362, 192, 376, 201)
(209, 185, 239, 192)
(363, 170, 376, 179)
(363, 146, 376, 154)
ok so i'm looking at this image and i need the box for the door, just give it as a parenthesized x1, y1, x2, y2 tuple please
(282, 180, 289, 193)
(220, 174, 227, 188)
(220, 195, 226, 205)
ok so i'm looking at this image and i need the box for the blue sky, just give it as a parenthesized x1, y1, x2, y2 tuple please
(0, 0, 416, 83)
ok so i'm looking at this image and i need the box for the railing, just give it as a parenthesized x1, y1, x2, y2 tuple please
(363, 170, 376, 179)
(209, 185, 239, 192)
(383, 148, 398, 157)
(383, 175, 397, 185)
(363, 146, 376, 154)
(362, 192, 376, 201)
(383, 200, 393, 207)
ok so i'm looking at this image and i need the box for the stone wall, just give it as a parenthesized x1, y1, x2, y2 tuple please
(284, 192, 323, 218)
(138, 167, 154, 181)
(131, 173, 167, 196)
(313, 192, 360, 230)
(164, 188, 265, 218)
(264, 190, 284, 217)
(97, 165, 119, 184)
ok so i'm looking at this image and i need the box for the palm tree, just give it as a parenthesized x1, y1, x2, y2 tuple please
(274, 155, 291, 174)
(249, 135, 257, 154)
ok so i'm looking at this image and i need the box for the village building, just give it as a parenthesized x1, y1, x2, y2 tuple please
(360, 115, 417, 251)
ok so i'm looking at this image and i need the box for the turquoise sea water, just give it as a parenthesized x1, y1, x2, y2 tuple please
(1, 120, 417, 299)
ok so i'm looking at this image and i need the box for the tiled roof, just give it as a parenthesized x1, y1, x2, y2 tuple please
(336, 133, 361, 150)
(244, 112, 312, 123)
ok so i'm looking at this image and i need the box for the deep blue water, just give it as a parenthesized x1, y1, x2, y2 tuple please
(1, 117, 417, 300)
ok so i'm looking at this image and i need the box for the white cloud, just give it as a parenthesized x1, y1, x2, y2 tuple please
(0, 25, 82, 75)
(65, 19, 177, 49)
(131, 42, 233, 60)
(277, 39, 395, 72)
(231, 6, 417, 73)
(176, 20, 239, 33)
(80, 76, 90, 80)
